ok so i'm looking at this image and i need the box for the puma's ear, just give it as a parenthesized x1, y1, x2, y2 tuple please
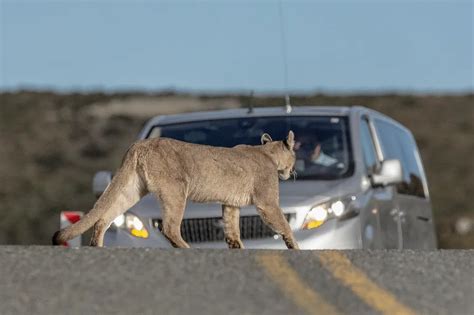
(285, 130, 295, 150)
(261, 133, 273, 145)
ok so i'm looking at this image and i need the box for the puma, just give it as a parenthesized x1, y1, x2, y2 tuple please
(53, 131, 299, 249)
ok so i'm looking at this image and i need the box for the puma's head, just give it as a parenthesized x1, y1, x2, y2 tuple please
(261, 130, 296, 180)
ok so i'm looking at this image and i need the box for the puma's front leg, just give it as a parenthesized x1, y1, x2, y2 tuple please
(222, 205, 244, 249)
(256, 204, 299, 250)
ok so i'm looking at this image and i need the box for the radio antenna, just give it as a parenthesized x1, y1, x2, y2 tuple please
(247, 90, 254, 114)
(278, 0, 292, 113)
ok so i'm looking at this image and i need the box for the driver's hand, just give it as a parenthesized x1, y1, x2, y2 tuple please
(311, 144, 321, 161)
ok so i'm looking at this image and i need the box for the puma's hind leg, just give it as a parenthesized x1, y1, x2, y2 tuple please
(257, 204, 299, 249)
(222, 205, 244, 249)
(90, 219, 109, 247)
(89, 171, 147, 247)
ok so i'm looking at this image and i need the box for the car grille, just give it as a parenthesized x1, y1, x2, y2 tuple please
(151, 214, 293, 243)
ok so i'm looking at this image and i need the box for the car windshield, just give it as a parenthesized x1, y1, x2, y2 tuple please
(148, 116, 354, 180)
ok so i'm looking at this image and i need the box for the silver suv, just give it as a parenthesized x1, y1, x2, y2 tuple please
(93, 106, 437, 249)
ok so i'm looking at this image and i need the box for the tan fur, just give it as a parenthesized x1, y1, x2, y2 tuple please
(53, 131, 298, 249)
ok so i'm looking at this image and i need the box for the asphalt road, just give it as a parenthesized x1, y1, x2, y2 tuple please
(0, 247, 472, 315)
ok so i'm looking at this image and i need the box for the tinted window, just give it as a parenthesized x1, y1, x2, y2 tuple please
(148, 116, 354, 180)
(359, 118, 378, 174)
(374, 119, 425, 198)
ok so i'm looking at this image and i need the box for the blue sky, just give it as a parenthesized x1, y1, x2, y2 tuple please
(0, 0, 472, 93)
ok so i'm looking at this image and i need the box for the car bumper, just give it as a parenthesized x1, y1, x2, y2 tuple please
(104, 215, 362, 249)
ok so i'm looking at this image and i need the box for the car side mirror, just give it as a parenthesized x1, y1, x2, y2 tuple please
(371, 159, 403, 187)
(92, 171, 112, 197)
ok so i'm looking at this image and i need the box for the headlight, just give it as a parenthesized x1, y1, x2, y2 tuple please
(302, 197, 355, 230)
(112, 213, 149, 239)
(331, 201, 345, 217)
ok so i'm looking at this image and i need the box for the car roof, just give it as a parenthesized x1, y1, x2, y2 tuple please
(140, 105, 411, 137)
(147, 106, 353, 126)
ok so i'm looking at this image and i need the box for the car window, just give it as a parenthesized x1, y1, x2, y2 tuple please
(359, 118, 378, 174)
(148, 116, 354, 180)
(374, 119, 426, 198)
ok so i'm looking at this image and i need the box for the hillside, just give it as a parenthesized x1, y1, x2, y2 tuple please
(0, 91, 472, 247)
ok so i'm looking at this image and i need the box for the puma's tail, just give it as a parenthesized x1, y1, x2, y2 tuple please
(52, 207, 103, 245)
(52, 145, 144, 245)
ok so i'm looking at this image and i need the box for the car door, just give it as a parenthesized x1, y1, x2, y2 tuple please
(372, 119, 436, 249)
(385, 123, 435, 249)
(359, 116, 401, 249)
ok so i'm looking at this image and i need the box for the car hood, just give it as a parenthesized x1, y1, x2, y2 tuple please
(129, 179, 351, 219)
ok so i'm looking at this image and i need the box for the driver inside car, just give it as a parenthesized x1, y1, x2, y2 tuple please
(294, 135, 338, 171)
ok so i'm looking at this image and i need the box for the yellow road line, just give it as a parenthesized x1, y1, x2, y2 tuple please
(318, 251, 417, 315)
(256, 252, 340, 315)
